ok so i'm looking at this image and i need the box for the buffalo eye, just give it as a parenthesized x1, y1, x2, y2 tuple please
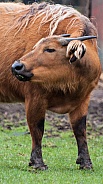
(44, 48, 56, 53)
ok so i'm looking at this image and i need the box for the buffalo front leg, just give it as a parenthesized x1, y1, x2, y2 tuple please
(25, 98, 48, 170)
(69, 102, 92, 169)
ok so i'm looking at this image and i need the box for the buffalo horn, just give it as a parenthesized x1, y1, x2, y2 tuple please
(61, 34, 71, 37)
(66, 35, 97, 42)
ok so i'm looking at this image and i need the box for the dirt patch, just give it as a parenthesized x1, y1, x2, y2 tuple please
(0, 74, 103, 135)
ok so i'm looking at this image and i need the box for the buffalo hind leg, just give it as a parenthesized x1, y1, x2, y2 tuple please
(69, 103, 92, 169)
(73, 116, 92, 169)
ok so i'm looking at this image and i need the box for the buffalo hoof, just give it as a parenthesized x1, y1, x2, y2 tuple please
(79, 164, 93, 170)
(29, 162, 48, 171)
(76, 156, 93, 170)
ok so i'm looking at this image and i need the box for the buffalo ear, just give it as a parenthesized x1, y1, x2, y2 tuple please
(66, 40, 86, 63)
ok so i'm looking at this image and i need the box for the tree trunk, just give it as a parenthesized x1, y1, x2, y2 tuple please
(78, 0, 92, 17)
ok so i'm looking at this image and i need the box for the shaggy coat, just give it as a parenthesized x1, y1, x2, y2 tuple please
(0, 2, 101, 170)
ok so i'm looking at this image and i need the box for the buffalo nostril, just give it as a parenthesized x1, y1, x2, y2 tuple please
(15, 63, 23, 71)
(12, 60, 24, 72)
(11, 60, 33, 81)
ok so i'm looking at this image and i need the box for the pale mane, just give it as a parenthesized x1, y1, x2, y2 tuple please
(29, 2, 82, 36)
(0, 2, 27, 13)
(2, 2, 97, 38)
(8, 2, 96, 36)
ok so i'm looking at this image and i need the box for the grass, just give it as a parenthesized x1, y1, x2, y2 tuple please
(0, 123, 103, 184)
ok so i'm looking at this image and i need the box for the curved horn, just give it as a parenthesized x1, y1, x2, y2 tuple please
(59, 35, 97, 46)
(61, 34, 71, 37)
(66, 35, 97, 42)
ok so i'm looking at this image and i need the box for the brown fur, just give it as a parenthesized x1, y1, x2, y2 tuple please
(0, 2, 101, 170)
(14, 34, 101, 125)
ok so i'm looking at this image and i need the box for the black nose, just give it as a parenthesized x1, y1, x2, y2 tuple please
(12, 60, 24, 74)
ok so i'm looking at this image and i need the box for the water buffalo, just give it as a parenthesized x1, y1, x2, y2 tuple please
(12, 33, 101, 170)
(0, 2, 101, 170)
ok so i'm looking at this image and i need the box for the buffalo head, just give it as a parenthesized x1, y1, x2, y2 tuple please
(12, 35, 96, 83)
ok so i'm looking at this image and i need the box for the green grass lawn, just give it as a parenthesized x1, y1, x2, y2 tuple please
(0, 124, 103, 184)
